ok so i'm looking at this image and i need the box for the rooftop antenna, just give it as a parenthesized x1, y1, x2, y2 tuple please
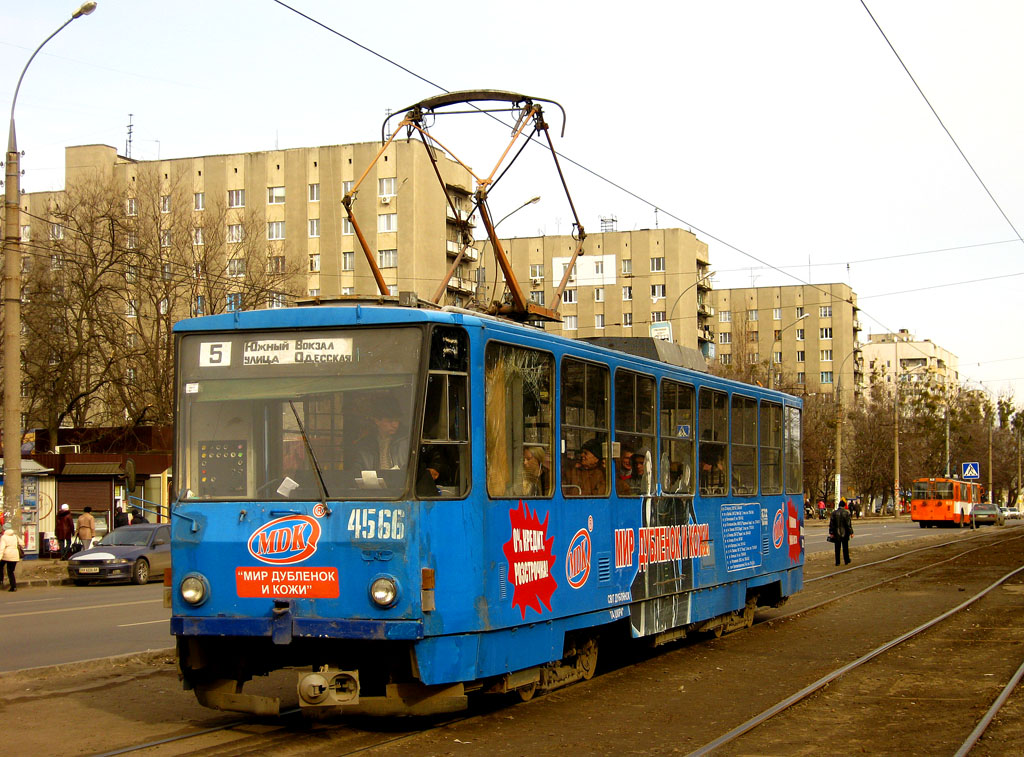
(126, 113, 133, 158)
(600, 215, 617, 233)
(654, 207, 659, 228)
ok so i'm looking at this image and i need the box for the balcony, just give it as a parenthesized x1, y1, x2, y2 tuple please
(447, 276, 476, 295)
(446, 240, 479, 261)
(446, 206, 475, 225)
(697, 303, 714, 317)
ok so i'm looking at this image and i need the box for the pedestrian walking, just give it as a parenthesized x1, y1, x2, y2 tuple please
(113, 505, 130, 529)
(0, 527, 21, 592)
(77, 506, 97, 550)
(55, 503, 75, 559)
(829, 498, 854, 566)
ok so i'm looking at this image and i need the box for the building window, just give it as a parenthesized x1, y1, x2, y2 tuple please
(308, 288, 320, 297)
(267, 221, 286, 240)
(650, 257, 665, 272)
(160, 230, 171, 248)
(562, 289, 577, 304)
(228, 189, 245, 208)
(378, 177, 396, 197)
(774, 329, 782, 341)
(748, 353, 759, 364)
(126, 299, 137, 318)
(796, 350, 805, 362)
(340, 287, 353, 295)
(773, 351, 782, 364)
(309, 183, 320, 202)
(268, 256, 285, 274)
(562, 262, 577, 281)
(126, 198, 137, 216)
(162, 262, 172, 280)
(49, 223, 64, 241)
(268, 186, 286, 204)
(719, 310, 732, 322)
(342, 251, 354, 271)
(820, 349, 833, 362)
(342, 180, 353, 196)
(773, 308, 782, 320)
(160, 195, 171, 213)
(308, 218, 320, 238)
(378, 248, 397, 268)
(820, 327, 833, 340)
(748, 331, 758, 342)
(126, 263, 138, 283)
(820, 305, 832, 318)
(226, 292, 241, 312)
(308, 253, 320, 272)
(159, 297, 169, 315)
(195, 295, 205, 315)
(20, 225, 30, 242)
(821, 371, 834, 384)
(227, 224, 243, 243)
(594, 288, 604, 302)
(719, 332, 732, 344)
(563, 314, 578, 331)
(595, 314, 605, 330)
(796, 328, 805, 341)
(623, 312, 633, 327)
(342, 217, 354, 235)
(651, 284, 665, 300)
(194, 192, 204, 211)
(747, 309, 758, 321)
(720, 354, 732, 366)
(622, 286, 632, 301)
(378, 213, 397, 233)
(127, 367, 136, 381)
(193, 227, 204, 245)
(796, 306, 805, 318)
(622, 259, 632, 275)
(227, 258, 246, 277)
(529, 290, 545, 306)
(796, 372, 805, 384)
(268, 292, 286, 309)
(652, 311, 666, 323)
(594, 259, 603, 275)
(530, 263, 544, 279)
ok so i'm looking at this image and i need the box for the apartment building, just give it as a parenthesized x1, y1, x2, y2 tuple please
(21, 140, 481, 308)
(499, 227, 715, 354)
(711, 283, 862, 400)
(860, 329, 959, 391)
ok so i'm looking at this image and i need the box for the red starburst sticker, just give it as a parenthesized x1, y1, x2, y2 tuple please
(502, 500, 558, 619)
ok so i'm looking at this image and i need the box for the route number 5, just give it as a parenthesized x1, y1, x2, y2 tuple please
(200, 341, 232, 367)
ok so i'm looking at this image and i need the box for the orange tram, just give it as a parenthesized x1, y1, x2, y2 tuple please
(911, 476, 984, 528)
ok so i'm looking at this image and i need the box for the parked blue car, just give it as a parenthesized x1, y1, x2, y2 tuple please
(68, 524, 171, 585)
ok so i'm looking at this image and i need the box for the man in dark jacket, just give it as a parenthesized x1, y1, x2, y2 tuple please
(829, 498, 854, 566)
(130, 508, 149, 524)
(113, 506, 130, 529)
(55, 504, 75, 559)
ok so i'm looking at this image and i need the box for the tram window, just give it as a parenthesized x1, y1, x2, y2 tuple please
(561, 358, 610, 497)
(484, 342, 554, 499)
(760, 401, 783, 495)
(614, 369, 656, 496)
(698, 388, 728, 496)
(784, 406, 803, 495)
(419, 331, 470, 499)
(731, 395, 757, 495)
(660, 379, 695, 496)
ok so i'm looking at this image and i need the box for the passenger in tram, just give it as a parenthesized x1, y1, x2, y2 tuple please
(615, 444, 634, 495)
(564, 438, 606, 496)
(699, 443, 726, 495)
(522, 446, 550, 497)
(629, 453, 648, 494)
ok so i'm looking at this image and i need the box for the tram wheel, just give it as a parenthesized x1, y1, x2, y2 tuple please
(517, 682, 538, 701)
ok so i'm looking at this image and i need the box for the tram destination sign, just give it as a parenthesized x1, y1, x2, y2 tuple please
(197, 337, 354, 368)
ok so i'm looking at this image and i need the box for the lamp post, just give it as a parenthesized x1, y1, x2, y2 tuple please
(832, 344, 861, 507)
(771, 312, 809, 389)
(666, 269, 714, 344)
(4, 2, 97, 538)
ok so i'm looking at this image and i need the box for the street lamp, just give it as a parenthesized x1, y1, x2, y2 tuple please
(832, 344, 861, 507)
(3, 2, 97, 539)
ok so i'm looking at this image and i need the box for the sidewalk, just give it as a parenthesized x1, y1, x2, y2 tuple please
(8, 558, 71, 588)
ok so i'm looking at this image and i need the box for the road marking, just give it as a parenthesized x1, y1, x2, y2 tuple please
(118, 619, 168, 627)
(0, 599, 163, 619)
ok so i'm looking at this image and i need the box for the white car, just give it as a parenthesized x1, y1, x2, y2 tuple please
(1000, 507, 1021, 520)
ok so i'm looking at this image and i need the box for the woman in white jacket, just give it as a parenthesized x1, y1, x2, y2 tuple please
(0, 528, 20, 592)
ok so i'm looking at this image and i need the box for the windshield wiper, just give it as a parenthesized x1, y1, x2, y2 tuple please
(288, 401, 331, 515)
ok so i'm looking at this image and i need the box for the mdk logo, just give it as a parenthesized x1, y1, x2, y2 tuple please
(565, 528, 592, 589)
(248, 515, 321, 565)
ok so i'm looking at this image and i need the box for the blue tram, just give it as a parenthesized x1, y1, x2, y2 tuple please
(170, 300, 804, 715)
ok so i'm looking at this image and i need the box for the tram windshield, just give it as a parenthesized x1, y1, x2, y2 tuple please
(175, 327, 423, 501)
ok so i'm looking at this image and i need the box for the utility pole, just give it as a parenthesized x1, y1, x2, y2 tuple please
(892, 338, 900, 518)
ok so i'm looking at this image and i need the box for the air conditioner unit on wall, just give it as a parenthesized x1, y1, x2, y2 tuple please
(380, 195, 391, 205)
(54, 444, 80, 454)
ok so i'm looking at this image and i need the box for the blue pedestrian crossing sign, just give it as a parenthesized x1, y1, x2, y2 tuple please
(962, 462, 980, 480)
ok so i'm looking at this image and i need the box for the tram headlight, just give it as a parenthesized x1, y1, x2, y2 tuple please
(180, 573, 209, 606)
(369, 575, 398, 608)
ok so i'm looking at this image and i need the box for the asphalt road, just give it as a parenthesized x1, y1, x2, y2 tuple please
(0, 582, 169, 671)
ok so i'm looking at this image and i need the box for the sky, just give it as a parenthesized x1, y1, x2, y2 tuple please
(3, 0, 1023, 404)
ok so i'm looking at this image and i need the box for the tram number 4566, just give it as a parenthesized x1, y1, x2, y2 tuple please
(347, 508, 406, 541)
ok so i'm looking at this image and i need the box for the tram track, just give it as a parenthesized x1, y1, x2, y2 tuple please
(87, 529, 1024, 756)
